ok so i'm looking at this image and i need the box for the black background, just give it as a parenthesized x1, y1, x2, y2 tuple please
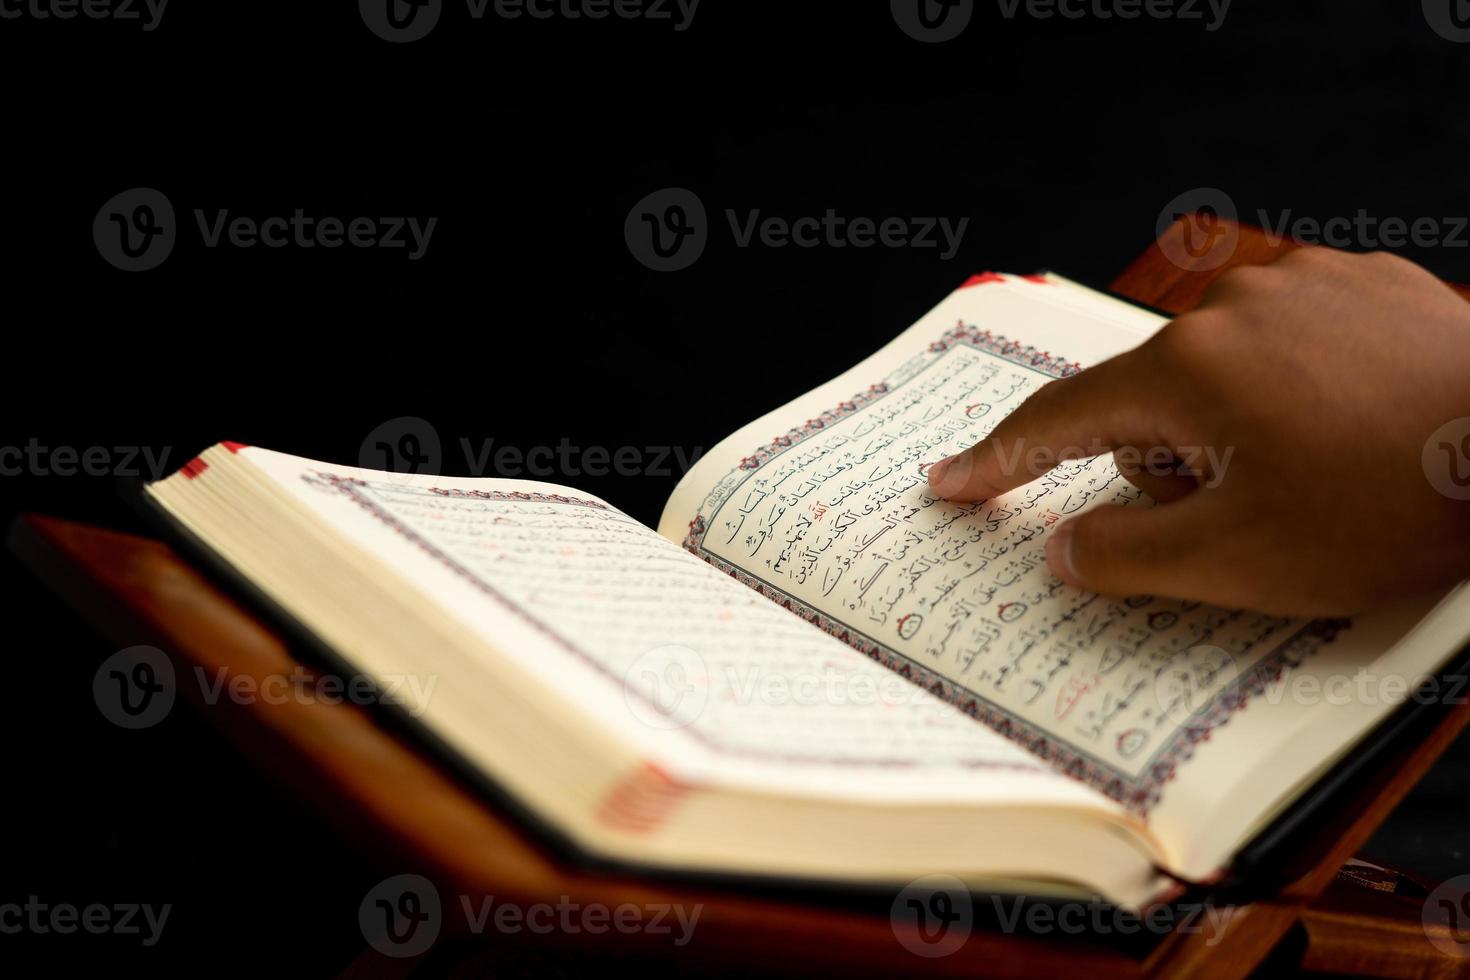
(2, 0, 1469, 973)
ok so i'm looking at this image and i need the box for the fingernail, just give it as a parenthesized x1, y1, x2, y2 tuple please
(932, 452, 972, 497)
(1046, 521, 1081, 586)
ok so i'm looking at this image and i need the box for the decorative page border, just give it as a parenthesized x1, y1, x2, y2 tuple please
(425, 486, 609, 509)
(681, 322, 1346, 815)
(736, 323, 1083, 472)
(310, 473, 1047, 776)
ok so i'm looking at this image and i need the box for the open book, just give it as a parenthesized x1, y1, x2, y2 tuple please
(143, 274, 1470, 910)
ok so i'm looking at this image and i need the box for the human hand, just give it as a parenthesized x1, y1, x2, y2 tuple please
(925, 248, 1470, 616)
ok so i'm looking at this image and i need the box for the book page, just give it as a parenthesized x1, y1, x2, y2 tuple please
(235, 448, 1116, 810)
(657, 274, 1470, 874)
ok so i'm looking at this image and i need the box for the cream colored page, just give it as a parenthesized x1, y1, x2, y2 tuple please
(1142, 587, 1470, 877)
(238, 448, 1113, 808)
(657, 275, 1470, 868)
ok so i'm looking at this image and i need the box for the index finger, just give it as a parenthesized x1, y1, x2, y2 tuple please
(927, 347, 1169, 501)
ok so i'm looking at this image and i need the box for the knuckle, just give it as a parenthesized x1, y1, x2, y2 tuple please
(1210, 263, 1277, 293)
(1147, 313, 1212, 363)
(1200, 264, 1281, 309)
(1278, 244, 1337, 268)
(1280, 246, 1426, 287)
(1360, 249, 1421, 277)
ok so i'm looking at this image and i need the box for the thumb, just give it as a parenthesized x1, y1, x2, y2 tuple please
(1046, 498, 1218, 599)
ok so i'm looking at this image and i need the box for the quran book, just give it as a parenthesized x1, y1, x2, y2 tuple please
(143, 273, 1470, 909)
